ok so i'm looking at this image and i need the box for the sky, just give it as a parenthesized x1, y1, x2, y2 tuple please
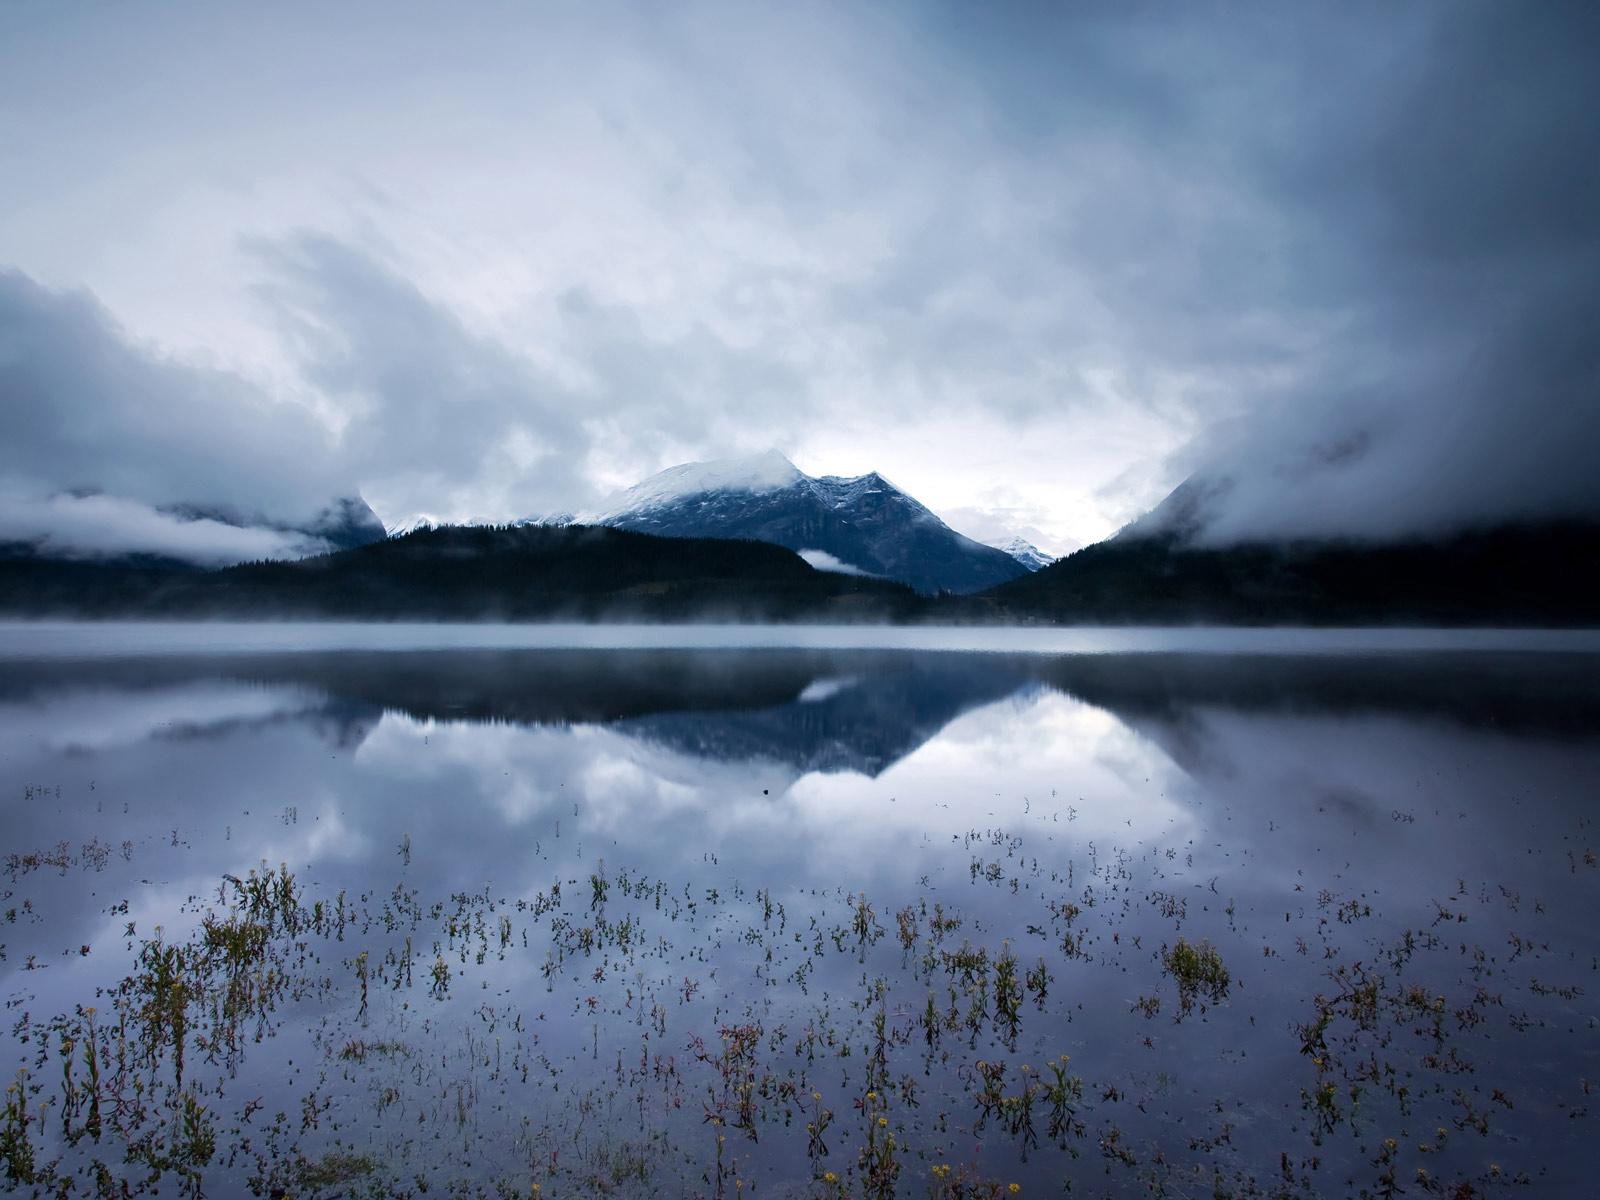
(2, 0, 1597, 561)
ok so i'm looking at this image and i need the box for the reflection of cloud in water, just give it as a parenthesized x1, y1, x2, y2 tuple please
(334, 684, 1193, 887)
(0, 682, 328, 755)
(260, 803, 371, 866)
(789, 691, 1192, 847)
(349, 677, 1193, 865)
(355, 717, 799, 832)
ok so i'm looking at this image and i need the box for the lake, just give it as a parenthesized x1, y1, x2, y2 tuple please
(1, 624, 1597, 1197)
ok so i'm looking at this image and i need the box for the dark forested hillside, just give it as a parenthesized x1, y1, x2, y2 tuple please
(967, 520, 1600, 626)
(4, 519, 1597, 626)
(0, 525, 922, 622)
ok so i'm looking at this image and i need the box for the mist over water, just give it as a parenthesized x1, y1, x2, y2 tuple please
(1, 635, 1597, 1195)
(5, 620, 1600, 659)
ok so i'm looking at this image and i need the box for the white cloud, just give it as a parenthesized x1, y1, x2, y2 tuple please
(796, 549, 876, 577)
(0, 491, 324, 564)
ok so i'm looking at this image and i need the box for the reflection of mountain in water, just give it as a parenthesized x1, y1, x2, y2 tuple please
(0, 651, 1036, 775)
(229, 650, 1034, 776)
(1044, 650, 1600, 726)
(299, 698, 387, 752)
(1037, 652, 1600, 781)
(615, 660, 1031, 776)
(5, 647, 1598, 776)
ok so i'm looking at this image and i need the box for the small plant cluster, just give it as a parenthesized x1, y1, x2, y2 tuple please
(1160, 937, 1231, 1017)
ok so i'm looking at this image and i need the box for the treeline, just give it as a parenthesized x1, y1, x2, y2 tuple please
(0, 524, 923, 623)
(3, 518, 1597, 626)
(958, 519, 1600, 627)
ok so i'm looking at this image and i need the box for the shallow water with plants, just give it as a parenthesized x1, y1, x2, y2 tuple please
(0, 631, 1596, 1198)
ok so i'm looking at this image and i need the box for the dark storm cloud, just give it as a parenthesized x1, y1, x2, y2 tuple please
(862, 0, 1600, 540)
(1149, 0, 1600, 540)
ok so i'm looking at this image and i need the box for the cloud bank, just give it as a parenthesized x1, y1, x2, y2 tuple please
(0, 491, 323, 565)
(0, 0, 1596, 559)
(796, 550, 878, 578)
(0, 269, 346, 524)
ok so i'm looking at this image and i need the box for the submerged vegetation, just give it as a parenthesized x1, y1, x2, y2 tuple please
(2, 808, 1595, 1197)
(1159, 937, 1230, 1017)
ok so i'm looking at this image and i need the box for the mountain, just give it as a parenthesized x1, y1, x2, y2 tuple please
(990, 534, 1055, 572)
(973, 475, 1600, 626)
(162, 493, 388, 555)
(386, 515, 441, 537)
(303, 496, 389, 551)
(0, 523, 921, 621)
(571, 450, 1028, 595)
(618, 656, 1036, 777)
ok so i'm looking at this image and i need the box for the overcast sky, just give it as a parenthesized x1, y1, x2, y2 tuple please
(2, 0, 1597, 558)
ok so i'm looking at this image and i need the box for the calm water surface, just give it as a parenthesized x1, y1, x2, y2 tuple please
(1, 625, 1596, 1197)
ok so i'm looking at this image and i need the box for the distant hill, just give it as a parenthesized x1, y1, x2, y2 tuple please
(972, 487, 1600, 625)
(568, 450, 1028, 595)
(0, 523, 920, 622)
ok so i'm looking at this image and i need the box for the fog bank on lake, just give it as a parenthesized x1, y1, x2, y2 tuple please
(5, 619, 1600, 660)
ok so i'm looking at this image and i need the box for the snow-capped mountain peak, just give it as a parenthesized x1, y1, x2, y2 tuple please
(990, 535, 1057, 572)
(562, 451, 1029, 595)
(580, 449, 804, 524)
(388, 515, 444, 537)
(811, 470, 929, 516)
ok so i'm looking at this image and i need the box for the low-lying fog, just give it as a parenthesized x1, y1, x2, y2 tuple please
(4, 618, 1600, 658)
